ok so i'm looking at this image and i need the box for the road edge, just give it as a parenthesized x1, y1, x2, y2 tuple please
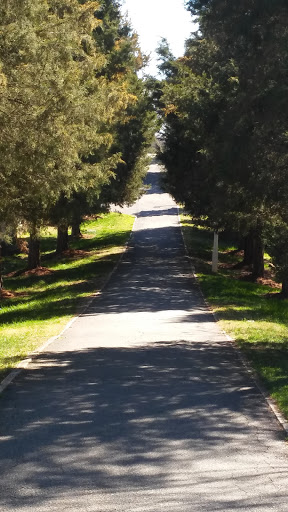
(177, 208, 288, 436)
(0, 217, 136, 396)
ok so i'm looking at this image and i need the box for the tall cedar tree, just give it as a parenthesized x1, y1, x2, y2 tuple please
(160, 1, 288, 287)
(0, 0, 132, 268)
(88, 0, 157, 206)
(52, 0, 157, 250)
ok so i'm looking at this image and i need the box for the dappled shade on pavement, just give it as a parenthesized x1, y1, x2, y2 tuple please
(0, 161, 288, 511)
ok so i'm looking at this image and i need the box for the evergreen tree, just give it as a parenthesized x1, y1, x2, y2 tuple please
(93, 0, 157, 207)
(0, 0, 130, 266)
(50, 0, 157, 250)
(160, 0, 288, 285)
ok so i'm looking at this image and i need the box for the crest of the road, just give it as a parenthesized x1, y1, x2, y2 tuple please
(0, 160, 288, 511)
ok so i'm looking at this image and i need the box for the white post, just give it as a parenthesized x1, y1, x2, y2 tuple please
(212, 231, 219, 273)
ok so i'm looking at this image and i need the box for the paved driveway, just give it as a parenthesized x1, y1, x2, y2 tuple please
(0, 161, 288, 511)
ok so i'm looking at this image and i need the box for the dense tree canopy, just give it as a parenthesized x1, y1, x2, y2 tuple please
(49, 0, 157, 253)
(94, 0, 157, 207)
(159, 0, 288, 291)
(0, 0, 156, 269)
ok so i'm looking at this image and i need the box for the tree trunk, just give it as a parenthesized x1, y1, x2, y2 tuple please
(281, 277, 288, 298)
(243, 232, 254, 266)
(212, 231, 219, 273)
(56, 223, 69, 254)
(28, 227, 41, 269)
(0, 244, 3, 290)
(71, 220, 82, 239)
(252, 232, 264, 279)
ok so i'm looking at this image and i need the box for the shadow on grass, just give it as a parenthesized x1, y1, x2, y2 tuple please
(2, 228, 132, 276)
(182, 223, 241, 265)
(182, 223, 288, 327)
(69, 230, 131, 252)
(0, 341, 286, 509)
(199, 273, 288, 321)
(0, 254, 120, 325)
(241, 344, 288, 415)
(182, 223, 288, 419)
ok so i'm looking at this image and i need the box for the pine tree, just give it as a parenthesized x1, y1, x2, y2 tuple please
(93, 0, 157, 207)
(49, 0, 157, 251)
(160, 0, 288, 283)
(0, 0, 131, 266)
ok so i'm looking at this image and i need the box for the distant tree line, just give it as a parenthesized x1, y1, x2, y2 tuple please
(0, 0, 157, 276)
(157, 0, 288, 296)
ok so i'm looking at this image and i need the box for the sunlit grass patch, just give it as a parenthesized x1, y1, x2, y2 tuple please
(181, 213, 288, 419)
(0, 213, 134, 381)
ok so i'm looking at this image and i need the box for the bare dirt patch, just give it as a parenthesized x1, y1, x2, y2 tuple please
(257, 276, 281, 289)
(218, 259, 281, 290)
(6, 266, 55, 278)
(60, 249, 91, 259)
(0, 289, 28, 299)
(83, 214, 103, 221)
(24, 266, 55, 276)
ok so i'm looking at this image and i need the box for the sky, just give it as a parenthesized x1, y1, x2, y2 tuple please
(120, 0, 196, 76)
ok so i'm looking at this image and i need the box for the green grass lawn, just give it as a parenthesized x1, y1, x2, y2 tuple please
(181, 214, 288, 419)
(0, 213, 134, 381)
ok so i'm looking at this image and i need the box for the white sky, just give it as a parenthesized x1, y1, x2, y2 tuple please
(121, 0, 196, 76)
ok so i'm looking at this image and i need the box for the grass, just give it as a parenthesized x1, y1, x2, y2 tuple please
(0, 212, 134, 381)
(181, 213, 288, 419)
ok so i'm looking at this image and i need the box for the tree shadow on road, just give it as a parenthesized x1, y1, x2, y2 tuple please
(0, 341, 286, 510)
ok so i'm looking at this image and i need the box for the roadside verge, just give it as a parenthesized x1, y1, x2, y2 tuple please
(178, 211, 288, 436)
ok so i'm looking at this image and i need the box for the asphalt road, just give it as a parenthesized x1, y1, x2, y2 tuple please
(0, 161, 288, 511)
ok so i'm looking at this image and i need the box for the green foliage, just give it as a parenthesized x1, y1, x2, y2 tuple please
(156, 38, 177, 78)
(93, 0, 157, 207)
(94, 0, 145, 77)
(0, 1, 115, 227)
(0, 0, 154, 266)
(104, 76, 158, 206)
(159, 36, 233, 226)
(45, 0, 157, 240)
(159, 1, 288, 283)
